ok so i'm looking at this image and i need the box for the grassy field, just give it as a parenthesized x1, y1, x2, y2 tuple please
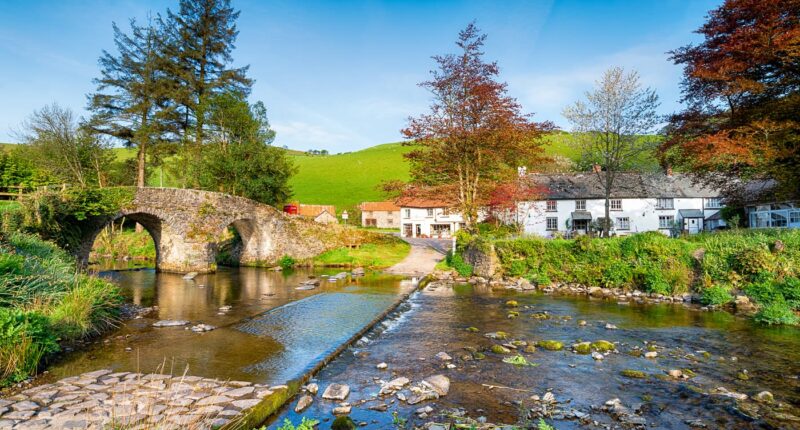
(313, 233, 410, 268)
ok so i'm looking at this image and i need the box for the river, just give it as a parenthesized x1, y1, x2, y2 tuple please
(46, 267, 800, 429)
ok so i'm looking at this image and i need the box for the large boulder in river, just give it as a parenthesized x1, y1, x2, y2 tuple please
(322, 383, 350, 400)
(153, 320, 189, 327)
(422, 375, 450, 396)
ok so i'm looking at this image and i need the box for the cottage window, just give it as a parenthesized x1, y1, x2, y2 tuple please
(546, 200, 557, 212)
(387, 218, 394, 224)
(546, 217, 558, 231)
(575, 200, 586, 211)
(442, 207, 450, 216)
(426, 208, 434, 217)
(706, 198, 722, 209)
(659, 215, 674, 229)
(791, 211, 800, 224)
(404, 209, 411, 218)
(610, 199, 622, 211)
(772, 212, 788, 227)
(616, 217, 630, 230)
(656, 198, 674, 209)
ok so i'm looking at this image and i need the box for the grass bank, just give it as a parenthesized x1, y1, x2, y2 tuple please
(313, 234, 410, 269)
(0, 233, 121, 387)
(91, 228, 156, 261)
(483, 229, 800, 325)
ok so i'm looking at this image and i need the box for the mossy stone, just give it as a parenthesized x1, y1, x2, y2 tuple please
(332, 416, 356, 430)
(466, 326, 479, 332)
(628, 349, 643, 358)
(524, 345, 536, 353)
(536, 340, 564, 351)
(681, 368, 697, 378)
(473, 352, 486, 360)
(491, 344, 512, 354)
(506, 300, 519, 307)
(573, 342, 591, 355)
(737, 372, 750, 381)
(591, 340, 615, 352)
(620, 369, 647, 379)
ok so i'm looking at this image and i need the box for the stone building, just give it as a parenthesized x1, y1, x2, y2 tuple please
(359, 201, 400, 228)
(298, 204, 338, 224)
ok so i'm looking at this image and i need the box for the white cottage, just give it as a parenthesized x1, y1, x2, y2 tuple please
(519, 172, 725, 237)
(397, 198, 465, 239)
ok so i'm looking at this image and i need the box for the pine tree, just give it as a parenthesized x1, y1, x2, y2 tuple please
(162, 0, 252, 171)
(88, 18, 177, 188)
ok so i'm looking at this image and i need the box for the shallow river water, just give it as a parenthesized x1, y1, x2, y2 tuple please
(271, 283, 800, 429)
(47, 267, 800, 429)
(48, 267, 413, 384)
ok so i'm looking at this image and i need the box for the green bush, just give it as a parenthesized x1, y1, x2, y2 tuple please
(754, 300, 800, 325)
(733, 245, 775, 279)
(601, 261, 633, 288)
(637, 264, 672, 295)
(700, 285, 734, 306)
(777, 277, 800, 308)
(446, 252, 474, 277)
(278, 255, 296, 270)
(506, 260, 528, 277)
(0, 309, 60, 384)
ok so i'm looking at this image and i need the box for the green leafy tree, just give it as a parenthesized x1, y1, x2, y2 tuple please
(17, 104, 112, 188)
(196, 92, 294, 205)
(162, 0, 252, 179)
(87, 18, 178, 188)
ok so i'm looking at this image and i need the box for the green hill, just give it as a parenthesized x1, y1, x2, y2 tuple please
(288, 143, 412, 211)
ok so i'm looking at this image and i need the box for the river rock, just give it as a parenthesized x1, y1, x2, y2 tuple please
(352, 267, 366, 276)
(152, 320, 189, 327)
(295, 395, 313, 412)
(332, 405, 352, 415)
(435, 352, 452, 361)
(379, 377, 409, 395)
(422, 375, 450, 396)
(605, 323, 618, 330)
(182, 272, 198, 280)
(591, 351, 604, 360)
(190, 324, 216, 332)
(644, 351, 658, 359)
(753, 391, 774, 403)
(542, 392, 555, 403)
(712, 387, 748, 400)
(376, 362, 388, 370)
(667, 369, 683, 379)
(305, 383, 319, 395)
(322, 384, 350, 400)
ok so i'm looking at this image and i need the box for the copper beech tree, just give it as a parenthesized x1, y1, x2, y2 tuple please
(662, 0, 800, 201)
(401, 23, 553, 230)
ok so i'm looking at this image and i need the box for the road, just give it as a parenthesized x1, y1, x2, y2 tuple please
(383, 237, 451, 277)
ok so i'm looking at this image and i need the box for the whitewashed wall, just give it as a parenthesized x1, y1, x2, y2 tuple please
(521, 198, 721, 238)
(399, 207, 465, 238)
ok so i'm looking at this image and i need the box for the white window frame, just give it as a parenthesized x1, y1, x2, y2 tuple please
(706, 197, 722, 209)
(575, 200, 586, 211)
(546, 217, 558, 231)
(403, 209, 411, 218)
(656, 198, 674, 209)
(659, 215, 674, 229)
(426, 208, 434, 217)
(610, 199, 622, 211)
(616, 217, 630, 230)
(546, 200, 557, 212)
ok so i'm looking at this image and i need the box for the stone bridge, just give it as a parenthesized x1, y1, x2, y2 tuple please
(78, 187, 337, 273)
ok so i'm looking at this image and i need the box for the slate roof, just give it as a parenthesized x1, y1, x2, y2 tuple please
(527, 172, 721, 200)
(678, 209, 705, 218)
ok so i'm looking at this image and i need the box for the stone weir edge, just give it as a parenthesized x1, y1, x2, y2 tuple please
(224, 273, 434, 430)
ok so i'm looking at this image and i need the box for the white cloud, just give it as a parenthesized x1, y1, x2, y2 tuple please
(272, 121, 357, 150)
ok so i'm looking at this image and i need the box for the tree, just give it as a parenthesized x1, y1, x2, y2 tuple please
(196, 91, 294, 205)
(162, 0, 252, 175)
(662, 0, 800, 201)
(88, 18, 178, 189)
(17, 104, 112, 188)
(562, 67, 661, 237)
(402, 22, 552, 229)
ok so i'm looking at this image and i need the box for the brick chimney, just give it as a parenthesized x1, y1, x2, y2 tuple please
(592, 164, 602, 173)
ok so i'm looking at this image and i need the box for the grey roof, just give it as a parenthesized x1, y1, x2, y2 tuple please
(527, 172, 721, 200)
(705, 211, 723, 221)
(571, 211, 593, 220)
(678, 209, 704, 218)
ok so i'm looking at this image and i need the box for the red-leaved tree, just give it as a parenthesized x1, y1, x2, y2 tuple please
(401, 22, 553, 230)
(662, 0, 800, 201)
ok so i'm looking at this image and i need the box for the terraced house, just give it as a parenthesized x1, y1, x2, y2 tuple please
(519, 172, 726, 238)
(397, 198, 465, 239)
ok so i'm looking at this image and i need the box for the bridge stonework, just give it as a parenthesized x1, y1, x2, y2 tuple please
(78, 188, 336, 273)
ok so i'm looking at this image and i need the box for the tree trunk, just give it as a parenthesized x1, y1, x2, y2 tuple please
(135, 136, 146, 233)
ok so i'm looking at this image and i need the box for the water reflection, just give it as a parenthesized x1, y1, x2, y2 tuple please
(49, 267, 411, 384)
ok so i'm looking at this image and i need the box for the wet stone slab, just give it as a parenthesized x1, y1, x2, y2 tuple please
(0, 369, 283, 430)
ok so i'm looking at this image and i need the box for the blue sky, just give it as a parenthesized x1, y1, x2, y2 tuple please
(0, 0, 721, 152)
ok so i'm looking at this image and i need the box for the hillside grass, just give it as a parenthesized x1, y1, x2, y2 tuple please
(313, 234, 410, 268)
(487, 229, 800, 325)
(0, 233, 122, 386)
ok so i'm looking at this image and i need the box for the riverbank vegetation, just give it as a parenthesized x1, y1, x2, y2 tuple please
(313, 234, 410, 269)
(0, 233, 121, 387)
(479, 229, 800, 325)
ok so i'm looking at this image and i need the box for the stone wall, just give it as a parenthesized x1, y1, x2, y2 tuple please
(462, 241, 501, 279)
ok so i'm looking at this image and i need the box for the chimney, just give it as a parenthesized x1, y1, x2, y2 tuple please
(666, 165, 673, 176)
(592, 164, 602, 173)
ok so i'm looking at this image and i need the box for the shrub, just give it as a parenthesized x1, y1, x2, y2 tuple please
(278, 255, 296, 270)
(733, 245, 775, 279)
(754, 301, 800, 325)
(0, 309, 59, 385)
(601, 261, 633, 288)
(506, 260, 528, 277)
(744, 281, 783, 305)
(778, 277, 800, 309)
(700, 285, 734, 306)
(446, 253, 473, 277)
(636, 265, 672, 296)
